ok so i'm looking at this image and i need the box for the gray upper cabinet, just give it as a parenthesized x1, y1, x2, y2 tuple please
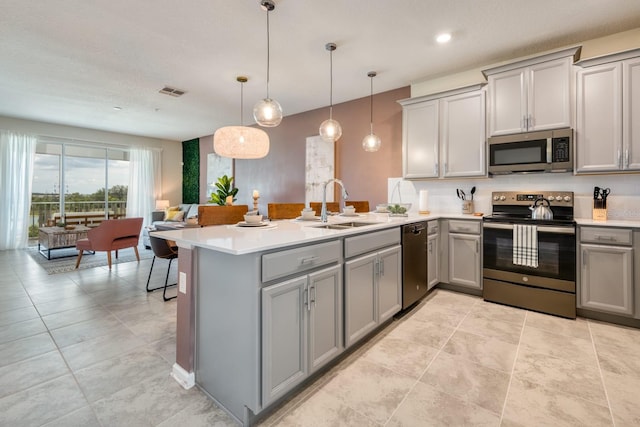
(576, 51, 640, 173)
(399, 85, 486, 179)
(440, 90, 486, 177)
(401, 99, 439, 179)
(483, 47, 579, 136)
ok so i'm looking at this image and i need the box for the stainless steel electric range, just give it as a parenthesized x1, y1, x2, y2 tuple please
(482, 191, 576, 318)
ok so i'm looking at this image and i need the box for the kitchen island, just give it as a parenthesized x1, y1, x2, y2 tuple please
(153, 212, 480, 425)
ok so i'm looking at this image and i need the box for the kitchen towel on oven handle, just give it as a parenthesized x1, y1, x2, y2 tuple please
(513, 224, 538, 268)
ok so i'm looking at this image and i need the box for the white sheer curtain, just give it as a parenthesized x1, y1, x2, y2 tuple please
(0, 130, 38, 250)
(126, 147, 161, 228)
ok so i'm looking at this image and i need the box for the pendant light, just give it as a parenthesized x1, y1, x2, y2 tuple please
(253, 0, 283, 127)
(214, 76, 269, 159)
(362, 71, 381, 152)
(319, 42, 342, 142)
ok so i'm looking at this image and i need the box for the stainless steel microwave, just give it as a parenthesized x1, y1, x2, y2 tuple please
(488, 128, 573, 175)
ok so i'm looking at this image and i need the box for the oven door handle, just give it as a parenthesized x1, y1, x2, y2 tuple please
(483, 222, 575, 234)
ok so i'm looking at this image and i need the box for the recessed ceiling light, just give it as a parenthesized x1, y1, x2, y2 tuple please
(113, 106, 122, 111)
(436, 33, 452, 44)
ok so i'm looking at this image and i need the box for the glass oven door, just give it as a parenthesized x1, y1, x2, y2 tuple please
(483, 222, 575, 282)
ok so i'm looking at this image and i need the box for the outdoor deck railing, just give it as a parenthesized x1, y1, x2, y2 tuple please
(29, 201, 127, 228)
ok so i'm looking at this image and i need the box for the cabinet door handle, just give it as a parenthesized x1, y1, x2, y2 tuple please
(582, 250, 587, 267)
(618, 149, 622, 168)
(528, 114, 533, 129)
(310, 285, 316, 308)
(304, 288, 310, 311)
(475, 240, 479, 253)
(299, 256, 318, 265)
(374, 258, 380, 277)
(625, 149, 629, 169)
(434, 162, 438, 175)
(595, 235, 616, 241)
(428, 241, 432, 253)
(380, 259, 385, 276)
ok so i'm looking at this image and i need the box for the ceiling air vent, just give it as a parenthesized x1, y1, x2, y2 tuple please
(159, 86, 187, 97)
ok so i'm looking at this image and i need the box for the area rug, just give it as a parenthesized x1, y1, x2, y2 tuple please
(27, 246, 154, 274)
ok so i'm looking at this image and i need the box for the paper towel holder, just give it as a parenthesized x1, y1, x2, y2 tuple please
(419, 190, 430, 215)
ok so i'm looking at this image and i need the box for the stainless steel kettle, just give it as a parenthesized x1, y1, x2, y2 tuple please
(529, 197, 553, 220)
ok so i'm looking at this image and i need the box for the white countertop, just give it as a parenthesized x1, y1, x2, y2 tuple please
(152, 212, 483, 255)
(575, 217, 640, 227)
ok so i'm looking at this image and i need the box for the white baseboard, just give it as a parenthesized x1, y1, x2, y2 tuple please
(171, 363, 195, 389)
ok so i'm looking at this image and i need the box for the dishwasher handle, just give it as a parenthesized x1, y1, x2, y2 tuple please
(404, 224, 425, 235)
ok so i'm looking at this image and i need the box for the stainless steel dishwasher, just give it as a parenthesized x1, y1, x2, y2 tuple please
(402, 222, 428, 309)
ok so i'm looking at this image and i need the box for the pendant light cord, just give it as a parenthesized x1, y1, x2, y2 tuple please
(329, 48, 333, 119)
(369, 75, 374, 133)
(266, 10, 271, 99)
(240, 81, 244, 126)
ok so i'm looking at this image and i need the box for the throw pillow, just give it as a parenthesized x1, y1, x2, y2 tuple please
(164, 206, 180, 221)
(166, 210, 185, 222)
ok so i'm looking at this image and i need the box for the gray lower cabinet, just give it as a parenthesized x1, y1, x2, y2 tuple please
(261, 264, 343, 406)
(447, 220, 481, 289)
(427, 221, 439, 290)
(580, 244, 633, 315)
(344, 244, 401, 348)
(579, 226, 634, 316)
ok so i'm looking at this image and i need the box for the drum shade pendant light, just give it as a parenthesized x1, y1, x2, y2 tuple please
(253, 0, 283, 127)
(214, 76, 269, 159)
(362, 71, 381, 152)
(319, 43, 342, 142)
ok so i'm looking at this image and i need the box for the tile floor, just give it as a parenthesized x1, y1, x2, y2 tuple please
(1, 247, 640, 426)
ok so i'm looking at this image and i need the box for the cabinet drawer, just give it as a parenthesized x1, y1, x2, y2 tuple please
(262, 240, 342, 282)
(448, 220, 480, 234)
(427, 220, 439, 235)
(345, 228, 401, 259)
(580, 227, 632, 245)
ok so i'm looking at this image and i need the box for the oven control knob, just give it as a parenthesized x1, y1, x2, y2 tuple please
(548, 196, 555, 201)
(499, 195, 506, 201)
(563, 195, 571, 202)
(493, 195, 500, 201)
(522, 276, 529, 282)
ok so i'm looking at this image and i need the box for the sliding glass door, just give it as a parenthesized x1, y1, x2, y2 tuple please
(29, 141, 130, 239)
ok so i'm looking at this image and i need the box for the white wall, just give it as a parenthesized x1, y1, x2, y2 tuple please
(400, 27, 640, 221)
(0, 116, 183, 205)
(389, 174, 640, 221)
(411, 27, 640, 98)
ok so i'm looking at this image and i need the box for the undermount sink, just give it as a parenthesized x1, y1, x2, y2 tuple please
(312, 221, 376, 230)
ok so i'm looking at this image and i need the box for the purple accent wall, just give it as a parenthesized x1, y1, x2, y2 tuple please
(175, 247, 195, 372)
(199, 86, 409, 213)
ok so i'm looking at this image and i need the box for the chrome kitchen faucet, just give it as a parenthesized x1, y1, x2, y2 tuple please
(321, 179, 349, 222)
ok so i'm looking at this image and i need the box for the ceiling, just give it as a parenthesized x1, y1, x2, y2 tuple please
(1, 0, 640, 142)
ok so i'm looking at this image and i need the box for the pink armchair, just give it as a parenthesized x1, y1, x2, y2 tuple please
(75, 217, 144, 269)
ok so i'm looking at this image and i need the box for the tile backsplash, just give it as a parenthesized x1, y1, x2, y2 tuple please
(388, 173, 640, 220)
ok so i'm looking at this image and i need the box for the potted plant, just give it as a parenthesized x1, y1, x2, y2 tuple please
(209, 175, 239, 206)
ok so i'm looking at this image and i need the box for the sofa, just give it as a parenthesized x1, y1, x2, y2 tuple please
(142, 204, 200, 249)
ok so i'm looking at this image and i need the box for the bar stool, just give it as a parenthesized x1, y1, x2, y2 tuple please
(146, 234, 178, 301)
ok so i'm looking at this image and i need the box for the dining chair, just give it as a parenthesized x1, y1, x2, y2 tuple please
(267, 203, 306, 219)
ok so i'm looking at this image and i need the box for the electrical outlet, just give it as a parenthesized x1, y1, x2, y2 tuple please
(179, 272, 187, 294)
